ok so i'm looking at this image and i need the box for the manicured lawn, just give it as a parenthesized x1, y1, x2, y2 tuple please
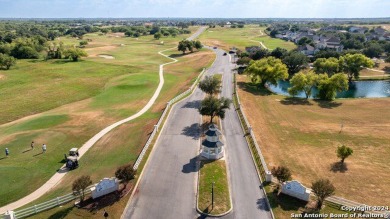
(0, 28, 215, 208)
(17, 45, 215, 218)
(253, 35, 297, 50)
(236, 74, 390, 206)
(199, 25, 296, 51)
(198, 160, 231, 215)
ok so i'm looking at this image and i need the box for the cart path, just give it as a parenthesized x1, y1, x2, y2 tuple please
(0, 26, 206, 214)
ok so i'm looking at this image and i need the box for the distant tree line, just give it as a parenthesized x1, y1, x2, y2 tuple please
(0, 21, 193, 69)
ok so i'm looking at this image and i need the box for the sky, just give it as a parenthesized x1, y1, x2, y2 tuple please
(0, 0, 389, 18)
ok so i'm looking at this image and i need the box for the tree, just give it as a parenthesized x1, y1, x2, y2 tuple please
(288, 70, 318, 99)
(249, 47, 269, 60)
(339, 54, 374, 82)
(245, 57, 288, 88)
(311, 179, 335, 209)
(63, 48, 88, 61)
(297, 37, 313, 46)
(154, 32, 162, 40)
(270, 47, 288, 59)
(198, 75, 221, 96)
(271, 166, 292, 190)
(115, 163, 136, 189)
(270, 30, 278, 38)
(314, 50, 340, 59)
(337, 145, 353, 164)
(313, 57, 341, 76)
(11, 45, 39, 59)
(193, 40, 203, 50)
(198, 96, 231, 123)
(72, 175, 92, 202)
(178, 40, 187, 54)
(79, 40, 88, 47)
(317, 73, 349, 100)
(0, 53, 16, 70)
(236, 57, 252, 65)
(125, 30, 135, 37)
(282, 51, 308, 75)
(363, 44, 384, 58)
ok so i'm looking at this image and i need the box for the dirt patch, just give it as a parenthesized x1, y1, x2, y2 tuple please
(0, 74, 4, 80)
(236, 74, 390, 206)
(85, 45, 118, 57)
(200, 39, 228, 50)
(98, 55, 115, 59)
(107, 32, 125, 38)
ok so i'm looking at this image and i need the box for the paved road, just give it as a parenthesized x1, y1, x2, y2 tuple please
(123, 44, 272, 218)
(212, 48, 273, 219)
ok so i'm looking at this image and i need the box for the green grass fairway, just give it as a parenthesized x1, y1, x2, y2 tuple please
(0, 28, 216, 207)
(24, 49, 216, 219)
(199, 25, 296, 51)
(198, 160, 231, 215)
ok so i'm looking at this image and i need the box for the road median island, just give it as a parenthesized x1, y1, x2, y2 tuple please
(197, 159, 232, 217)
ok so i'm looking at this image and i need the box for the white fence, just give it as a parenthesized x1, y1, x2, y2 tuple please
(133, 68, 206, 170)
(233, 75, 270, 177)
(0, 185, 94, 219)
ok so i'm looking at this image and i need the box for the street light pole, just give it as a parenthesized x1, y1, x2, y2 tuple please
(211, 182, 215, 209)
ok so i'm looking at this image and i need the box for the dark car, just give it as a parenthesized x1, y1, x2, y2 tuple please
(229, 50, 235, 54)
(223, 52, 227, 56)
(213, 46, 217, 49)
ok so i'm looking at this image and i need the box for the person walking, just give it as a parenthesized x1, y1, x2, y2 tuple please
(5, 148, 9, 157)
(31, 141, 34, 150)
(42, 144, 47, 153)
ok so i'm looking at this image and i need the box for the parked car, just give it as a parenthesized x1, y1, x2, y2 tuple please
(223, 52, 227, 56)
(213, 46, 217, 49)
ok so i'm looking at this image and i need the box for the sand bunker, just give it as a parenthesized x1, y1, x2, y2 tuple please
(0, 74, 5, 80)
(98, 55, 115, 59)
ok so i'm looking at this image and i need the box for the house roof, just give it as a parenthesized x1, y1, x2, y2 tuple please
(326, 37, 341, 43)
(298, 44, 315, 51)
(205, 129, 222, 137)
(202, 139, 224, 148)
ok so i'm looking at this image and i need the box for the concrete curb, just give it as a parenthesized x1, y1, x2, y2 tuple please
(195, 58, 233, 218)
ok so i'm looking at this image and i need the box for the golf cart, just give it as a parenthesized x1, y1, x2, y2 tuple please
(65, 148, 79, 170)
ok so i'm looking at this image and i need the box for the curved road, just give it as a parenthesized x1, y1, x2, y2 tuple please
(122, 45, 272, 218)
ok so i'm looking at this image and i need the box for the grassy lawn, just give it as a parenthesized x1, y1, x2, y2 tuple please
(198, 160, 231, 215)
(13, 43, 215, 219)
(359, 62, 390, 80)
(199, 25, 296, 51)
(236, 74, 390, 206)
(0, 28, 216, 208)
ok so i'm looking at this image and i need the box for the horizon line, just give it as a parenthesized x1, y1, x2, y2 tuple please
(0, 17, 390, 20)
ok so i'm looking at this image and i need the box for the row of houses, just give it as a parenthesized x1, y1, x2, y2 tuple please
(274, 26, 390, 57)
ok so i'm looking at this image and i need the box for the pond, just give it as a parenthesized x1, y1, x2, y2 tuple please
(268, 80, 390, 98)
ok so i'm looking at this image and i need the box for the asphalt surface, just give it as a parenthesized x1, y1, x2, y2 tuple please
(123, 30, 272, 219)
